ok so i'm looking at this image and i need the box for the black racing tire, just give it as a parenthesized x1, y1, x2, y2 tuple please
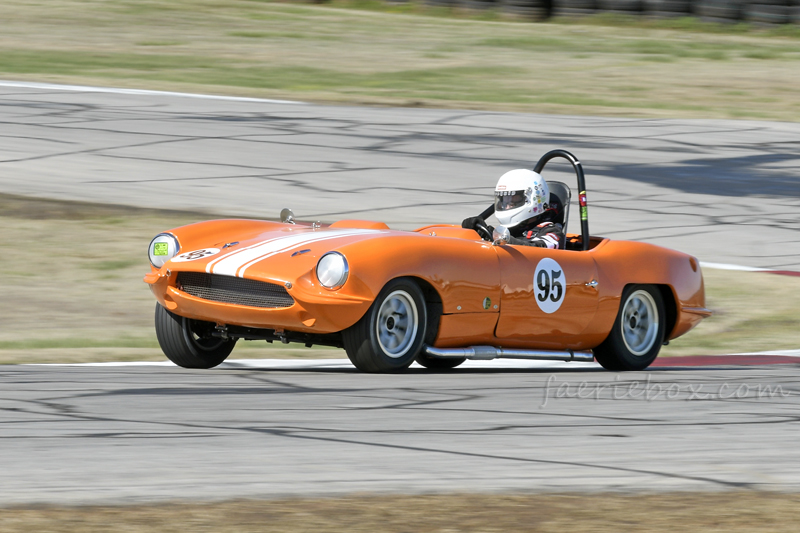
(415, 294, 464, 370)
(593, 285, 665, 371)
(343, 278, 427, 373)
(415, 352, 467, 370)
(155, 303, 236, 369)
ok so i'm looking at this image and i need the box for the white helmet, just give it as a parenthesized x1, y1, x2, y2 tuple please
(494, 169, 549, 229)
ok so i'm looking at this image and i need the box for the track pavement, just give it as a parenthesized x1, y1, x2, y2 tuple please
(1, 81, 798, 270)
(1, 82, 799, 505)
(1, 358, 799, 505)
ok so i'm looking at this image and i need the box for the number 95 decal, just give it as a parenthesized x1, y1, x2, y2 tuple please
(171, 248, 220, 262)
(534, 258, 565, 314)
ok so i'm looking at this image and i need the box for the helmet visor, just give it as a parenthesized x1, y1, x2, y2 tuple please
(495, 190, 527, 212)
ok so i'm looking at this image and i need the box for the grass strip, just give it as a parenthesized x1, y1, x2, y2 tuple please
(2, 492, 800, 532)
(1, 1, 799, 119)
(1, 194, 798, 364)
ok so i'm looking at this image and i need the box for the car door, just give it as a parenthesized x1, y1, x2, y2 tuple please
(494, 245, 599, 346)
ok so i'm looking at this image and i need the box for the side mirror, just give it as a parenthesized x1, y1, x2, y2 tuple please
(280, 208, 296, 225)
(492, 225, 510, 246)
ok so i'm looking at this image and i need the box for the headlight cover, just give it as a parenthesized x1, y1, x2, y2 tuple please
(316, 252, 348, 290)
(148, 233, 180, 268)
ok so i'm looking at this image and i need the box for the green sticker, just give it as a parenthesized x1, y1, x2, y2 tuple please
(153, 242, 169, 256)
(580, 206, 588, 221)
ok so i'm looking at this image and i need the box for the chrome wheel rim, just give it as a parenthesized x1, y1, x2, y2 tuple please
(621, 290, 659, 357)
(376, 290, 418, 358)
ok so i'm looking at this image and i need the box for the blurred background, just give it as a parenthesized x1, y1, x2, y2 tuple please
(1, 0, 798, 364)
(1, 2, 799, 530)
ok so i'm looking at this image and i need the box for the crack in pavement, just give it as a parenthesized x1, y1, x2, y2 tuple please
(2, 365, 800, 503)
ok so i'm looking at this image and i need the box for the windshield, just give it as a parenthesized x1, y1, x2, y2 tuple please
(495, 190, 527, 212)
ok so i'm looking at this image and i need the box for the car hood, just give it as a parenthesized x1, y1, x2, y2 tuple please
(166, 223, 395, 278)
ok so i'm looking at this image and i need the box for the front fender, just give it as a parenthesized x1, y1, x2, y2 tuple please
(337, 230, 502, 317)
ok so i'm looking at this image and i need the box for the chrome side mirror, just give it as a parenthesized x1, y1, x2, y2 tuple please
(280, 208, 296, 224)
(492, 225, 510, 246)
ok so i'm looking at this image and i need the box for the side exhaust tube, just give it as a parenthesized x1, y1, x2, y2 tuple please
(423, 345, 594, 363)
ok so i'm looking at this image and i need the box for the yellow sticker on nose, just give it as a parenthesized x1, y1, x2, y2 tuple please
(153, 242, 169, 256)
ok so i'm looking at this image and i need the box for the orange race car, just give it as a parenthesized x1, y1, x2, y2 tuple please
(144, 150, 711, 373)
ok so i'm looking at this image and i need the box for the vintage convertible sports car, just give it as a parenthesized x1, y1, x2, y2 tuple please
(144, 150, 711, 372)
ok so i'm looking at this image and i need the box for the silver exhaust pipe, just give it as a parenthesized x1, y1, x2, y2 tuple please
(423, 345, 594, 363)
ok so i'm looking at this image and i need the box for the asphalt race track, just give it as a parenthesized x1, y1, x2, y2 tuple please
(1, 81, 799, 270)
(1, 82, 800, 505)
(1, 359, 800, 505)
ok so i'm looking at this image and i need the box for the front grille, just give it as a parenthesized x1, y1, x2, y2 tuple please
(176, 272, 294, 309)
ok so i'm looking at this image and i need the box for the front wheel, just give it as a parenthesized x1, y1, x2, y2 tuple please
(593, 285, 665, 371)
(155, 303, 236, 369)
(343, 278, 427, 373)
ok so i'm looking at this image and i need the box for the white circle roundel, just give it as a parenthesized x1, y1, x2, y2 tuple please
(534, 258, 566, 314)
(171, 248, 220, 262)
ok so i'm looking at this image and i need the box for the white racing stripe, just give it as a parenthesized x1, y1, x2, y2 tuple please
(210, 229, 380, 277)
(205, 234, 288, 273)
(236, 232, 372, 277)
(205, 230, 338, 274)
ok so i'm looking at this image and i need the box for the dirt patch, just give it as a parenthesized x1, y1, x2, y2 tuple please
(0, 192, 210, 221)
(662, 268, 800, 356)
(1, 194, 797, 364)
(2, 492, 799, 532)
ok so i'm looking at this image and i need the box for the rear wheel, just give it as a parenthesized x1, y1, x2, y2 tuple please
(343, 278, 427, 373)
(155, 303, 236, 369)
(594, 285, 665, 371)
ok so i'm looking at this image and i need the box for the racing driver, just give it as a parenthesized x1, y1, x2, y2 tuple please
(462, 169, 564, 249)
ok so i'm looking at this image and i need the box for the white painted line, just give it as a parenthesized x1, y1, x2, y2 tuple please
(25, 350, 800, 368)
(224, 359, 603, 371)
(27, 358, 604, 370)
(0, 80, 305, 105)
(222, 359, 354, 370)
(732, 350, 800, 357)
(700, 261, 769, 272)
(27, 361, 176, 367)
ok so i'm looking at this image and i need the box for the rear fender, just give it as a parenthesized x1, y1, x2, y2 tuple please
(591, 240, 706, 340)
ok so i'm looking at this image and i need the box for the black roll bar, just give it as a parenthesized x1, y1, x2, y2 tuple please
(477, 149, 590, 251)
(477, 203, 495, 221)
(534, 150, 590, 251)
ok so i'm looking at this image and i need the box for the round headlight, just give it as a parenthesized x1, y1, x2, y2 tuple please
(148, 233, 180, 268)
(316, 252, 348, 290)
